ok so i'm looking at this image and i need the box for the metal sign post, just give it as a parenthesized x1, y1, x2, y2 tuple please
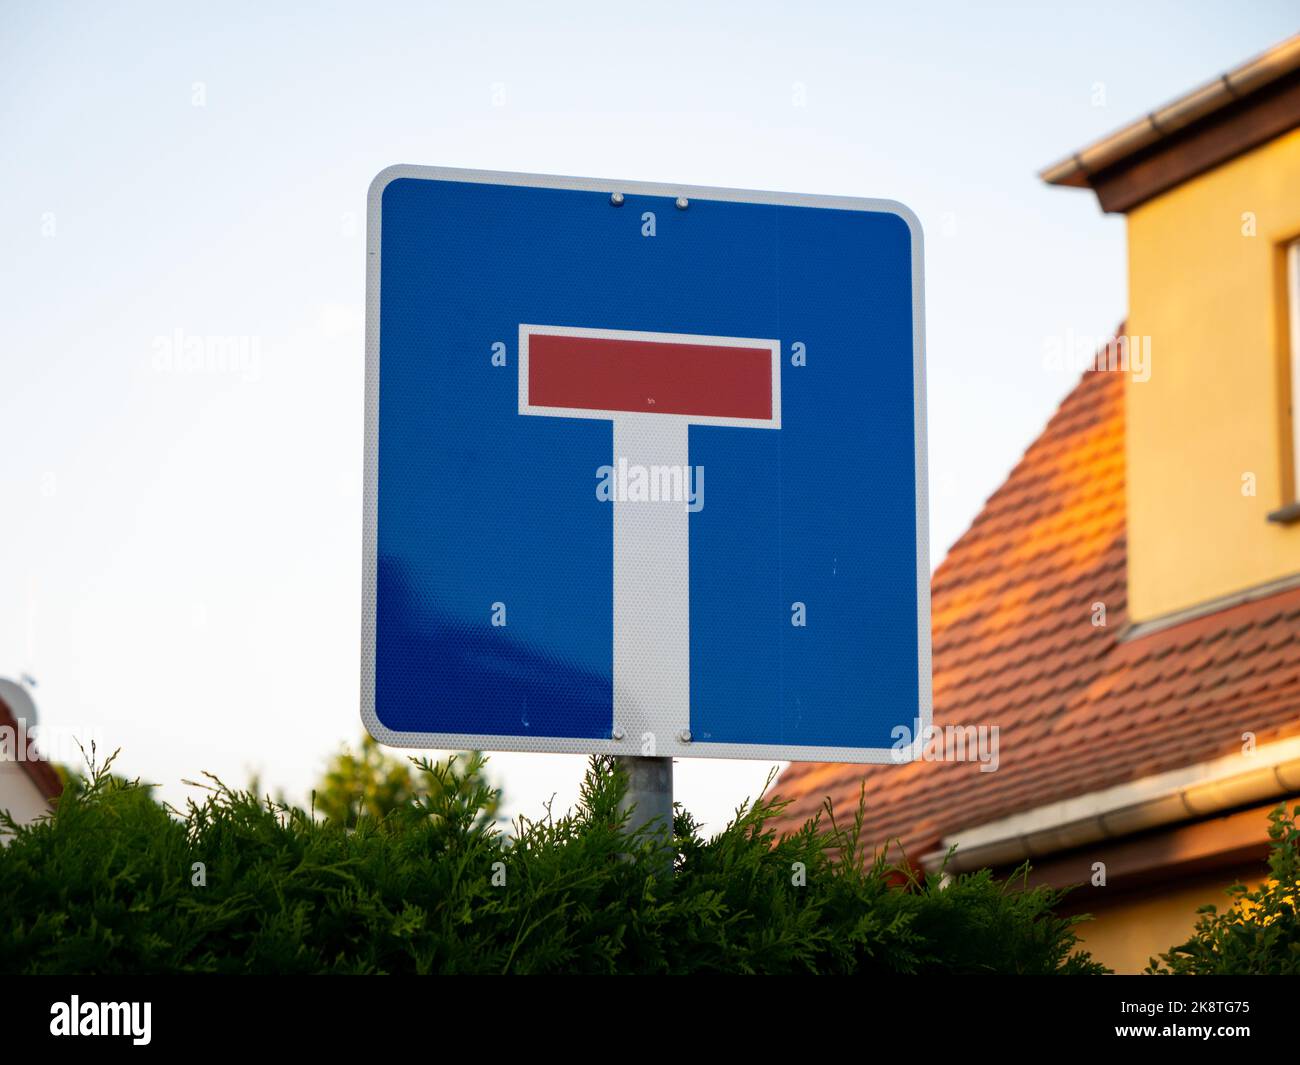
(615, 755, 673, 844)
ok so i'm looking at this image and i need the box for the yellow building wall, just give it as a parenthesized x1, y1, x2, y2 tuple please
(1074, 867, 1263, 974)
(1125, 128, 1300, 622)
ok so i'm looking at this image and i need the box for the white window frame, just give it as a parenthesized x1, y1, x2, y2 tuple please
(1290, 240, 1300, 504)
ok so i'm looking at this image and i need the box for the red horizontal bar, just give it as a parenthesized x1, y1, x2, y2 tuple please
(527, 333, 772, 420)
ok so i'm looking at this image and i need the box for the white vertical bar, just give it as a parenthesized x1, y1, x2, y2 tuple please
(611, 415, 691, 750)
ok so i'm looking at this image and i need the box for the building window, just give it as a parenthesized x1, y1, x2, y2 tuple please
(1271, 240, 1300, 524)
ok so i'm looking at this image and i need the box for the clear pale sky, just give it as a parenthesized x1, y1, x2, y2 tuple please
(3, 2, 1296, 831)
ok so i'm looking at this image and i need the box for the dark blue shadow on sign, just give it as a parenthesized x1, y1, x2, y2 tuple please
(375, 556, 614, 741)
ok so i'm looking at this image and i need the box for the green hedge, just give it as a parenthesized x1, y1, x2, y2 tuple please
(0, 753, 1106, 974)
(1148, 803, 1300, 975)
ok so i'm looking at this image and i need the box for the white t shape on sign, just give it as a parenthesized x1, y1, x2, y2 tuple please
(519, 324, 781, 750)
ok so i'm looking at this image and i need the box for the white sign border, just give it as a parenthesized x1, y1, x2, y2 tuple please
(362, 164, 931, 766)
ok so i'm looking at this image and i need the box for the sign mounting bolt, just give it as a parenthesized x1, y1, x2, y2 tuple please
(678, 729, 692, 743)
(675, 196, 689, 210)
(610, 192, 625, 207)
(612, 727, 625, 741)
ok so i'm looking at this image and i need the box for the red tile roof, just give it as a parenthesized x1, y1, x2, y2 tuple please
(767, 359, 1300, 856)
(0, 695, 63, 802)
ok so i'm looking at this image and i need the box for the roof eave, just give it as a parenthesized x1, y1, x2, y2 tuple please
(922, 736, 1300, 873)
(1039, 34, 1300, 190)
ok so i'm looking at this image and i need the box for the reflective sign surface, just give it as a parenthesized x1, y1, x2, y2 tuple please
(362, 167, 929, 763)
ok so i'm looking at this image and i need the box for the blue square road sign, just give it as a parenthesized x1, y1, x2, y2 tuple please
(361, 166, 930, 764)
